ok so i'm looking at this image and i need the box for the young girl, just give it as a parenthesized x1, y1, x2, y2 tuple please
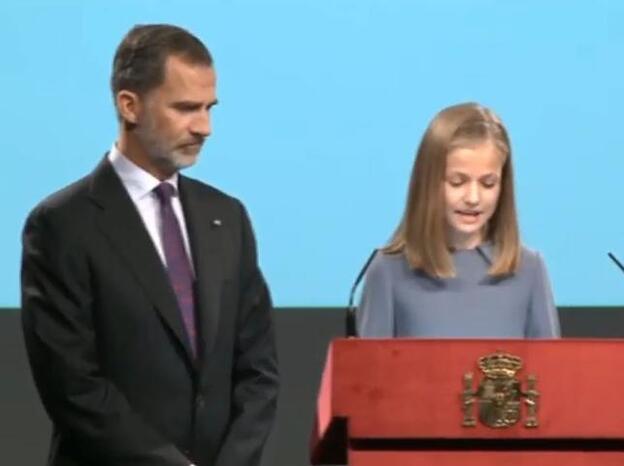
(357, 103, 560, 338)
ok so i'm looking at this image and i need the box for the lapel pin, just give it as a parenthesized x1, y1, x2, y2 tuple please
(211, 219, 222, 227)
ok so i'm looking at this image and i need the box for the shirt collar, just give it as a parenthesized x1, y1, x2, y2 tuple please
(449, 241, 494, 264)
(108, 144, 179, 202)
(475, 241, 494, 264)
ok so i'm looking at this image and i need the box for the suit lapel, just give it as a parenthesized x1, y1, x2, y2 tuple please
(179, 176, 225, 362)
(88, 158, 196, 364)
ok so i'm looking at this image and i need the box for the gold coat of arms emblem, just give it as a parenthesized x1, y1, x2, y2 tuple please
(461, 352, 539, 429)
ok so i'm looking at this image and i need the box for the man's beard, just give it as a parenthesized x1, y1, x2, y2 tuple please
(135, 118, 201, 175)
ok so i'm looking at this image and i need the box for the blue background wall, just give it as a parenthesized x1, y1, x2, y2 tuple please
(2, 0, 623, 307)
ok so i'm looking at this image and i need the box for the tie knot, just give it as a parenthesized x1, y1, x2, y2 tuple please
(154, 182, 176, 204)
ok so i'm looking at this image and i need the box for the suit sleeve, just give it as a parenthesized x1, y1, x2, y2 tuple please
(21, 206, 190, 466)
(213, 203, 279, 466)
(525, 252, 561, 338)
(356, 255, 395, 337)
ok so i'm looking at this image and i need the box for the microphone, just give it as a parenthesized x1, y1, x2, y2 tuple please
(608, 252, 624, 274)
(346, 249, 378, 337)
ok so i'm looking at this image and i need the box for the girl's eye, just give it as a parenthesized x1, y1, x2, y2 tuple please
(448, 179, 464, 187)
(481, 179, 498, 188)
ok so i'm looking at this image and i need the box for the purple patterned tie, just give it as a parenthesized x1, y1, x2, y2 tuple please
(154, 182, 198, 357)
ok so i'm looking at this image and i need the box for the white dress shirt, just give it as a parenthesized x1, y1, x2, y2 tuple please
(108, 145, 194, 273)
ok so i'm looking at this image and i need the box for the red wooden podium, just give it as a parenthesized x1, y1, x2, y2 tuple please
(310, 339, 624, 465)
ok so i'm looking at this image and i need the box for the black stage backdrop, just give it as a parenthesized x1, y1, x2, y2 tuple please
(2, 307, 624, 466)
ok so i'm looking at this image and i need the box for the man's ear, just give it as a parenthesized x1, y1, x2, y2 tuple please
(116, 90, 142, 124)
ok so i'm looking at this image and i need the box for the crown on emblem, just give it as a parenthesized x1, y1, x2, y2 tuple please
(478, 352, 522, 379)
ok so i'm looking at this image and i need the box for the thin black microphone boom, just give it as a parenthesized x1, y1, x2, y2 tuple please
(608, 252, 624, 274)
(346, 249, 378, 337)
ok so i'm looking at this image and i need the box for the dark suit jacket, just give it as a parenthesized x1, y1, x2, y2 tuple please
(21, 158, 279, 466)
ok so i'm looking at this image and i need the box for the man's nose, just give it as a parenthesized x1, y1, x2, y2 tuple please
(191, 112, 211, 138)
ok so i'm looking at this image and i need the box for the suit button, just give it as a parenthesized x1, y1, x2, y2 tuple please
(196, 395, 205, 409)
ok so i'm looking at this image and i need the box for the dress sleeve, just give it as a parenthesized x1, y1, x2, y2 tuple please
(526, 252, 561, 338)
(356, 255, 395, 337)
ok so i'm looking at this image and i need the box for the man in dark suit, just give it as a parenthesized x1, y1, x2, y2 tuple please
(21, 24, 278, 466)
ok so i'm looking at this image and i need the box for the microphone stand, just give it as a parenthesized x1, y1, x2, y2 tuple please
(608, 252, 624, 274)
(346, 249, 378, 337)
